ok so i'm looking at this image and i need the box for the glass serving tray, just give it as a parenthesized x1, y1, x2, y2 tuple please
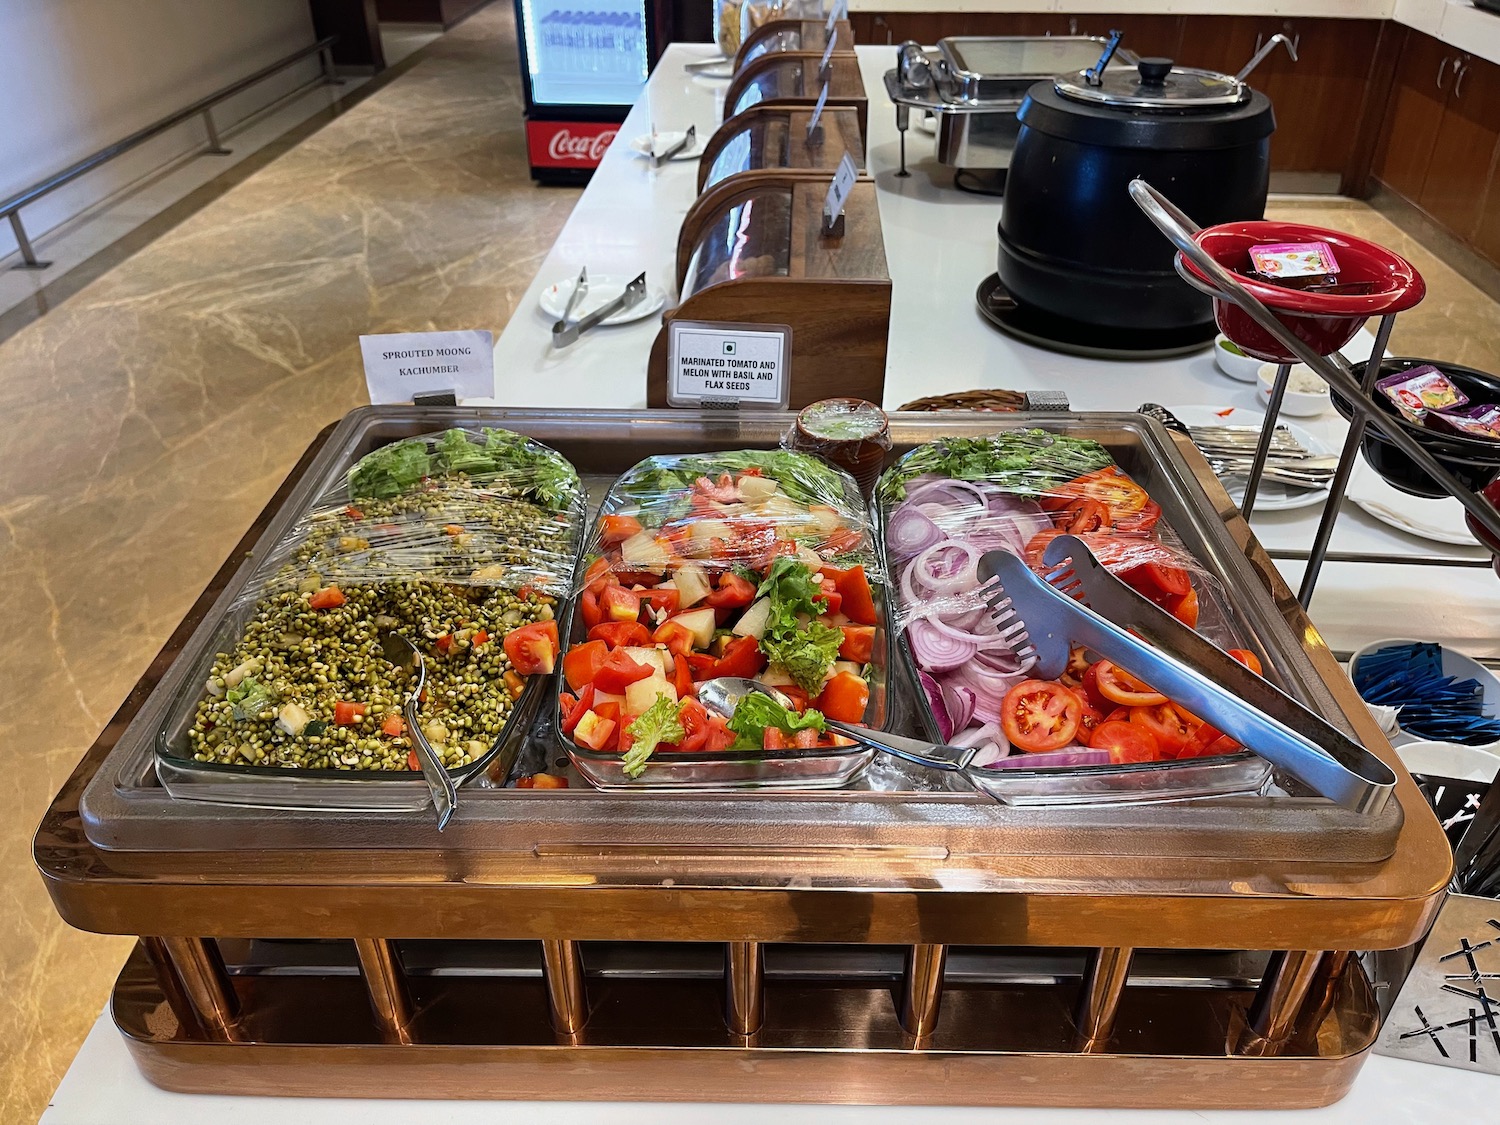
(555, 450, 889, 789)
(77, 407, 1403, 860)
(146, 426, 585, 811)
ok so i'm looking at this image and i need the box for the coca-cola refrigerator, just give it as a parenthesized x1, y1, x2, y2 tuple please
(515, 0, 663, 184)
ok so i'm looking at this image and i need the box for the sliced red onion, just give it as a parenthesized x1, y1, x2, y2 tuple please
(939, 682, 976, 735)
(918, 670, 954, 742)
(969, 741, 1008, 767)
(889, 502, 944, 556)
(907, 618, 980, 672)
(983, 749, 1113, 770)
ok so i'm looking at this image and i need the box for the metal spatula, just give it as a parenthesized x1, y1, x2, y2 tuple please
(974, 540, 1397, 814)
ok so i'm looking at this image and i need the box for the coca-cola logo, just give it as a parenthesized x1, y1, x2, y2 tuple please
(547, 128, 617, 163)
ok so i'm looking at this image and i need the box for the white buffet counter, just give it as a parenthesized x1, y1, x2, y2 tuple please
(491, 42, 1500, 659)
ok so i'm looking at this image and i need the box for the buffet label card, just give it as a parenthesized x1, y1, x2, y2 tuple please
(824, 152, 859, 224)
(819, 26, 839, 77)
(806, 82, 830, 141)
(667, 321, 791, 409)
(360, 329, 494, 404)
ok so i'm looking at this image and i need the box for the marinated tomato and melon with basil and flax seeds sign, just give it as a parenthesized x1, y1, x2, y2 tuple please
(559, 450, 880, 780)
(877, 431, 1268, 773)
(186, 428, 584, 774)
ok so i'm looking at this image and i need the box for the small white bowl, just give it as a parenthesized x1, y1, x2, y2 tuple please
(1213, 334, 1262, 382)
(1258, 363, 1330, 416)
(1396, 740, 1500, 784)
(1349, 637, 1500, 753)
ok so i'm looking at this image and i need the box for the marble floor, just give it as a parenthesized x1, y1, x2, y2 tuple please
(1, 8, 1499, 1124)
(0, 5, 577, 1122)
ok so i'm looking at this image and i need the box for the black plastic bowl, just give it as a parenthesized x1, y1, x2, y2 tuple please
(1330, 357, 1500, 498)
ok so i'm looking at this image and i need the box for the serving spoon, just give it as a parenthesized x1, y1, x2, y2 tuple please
(380, 631, 458, 830)
(697, 677, 977, 773)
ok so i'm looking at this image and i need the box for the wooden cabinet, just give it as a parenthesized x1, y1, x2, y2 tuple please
(1418, 52, 1500, 241)
(1373, 29, 1500, 252)
(1374, 31, 1459, 202)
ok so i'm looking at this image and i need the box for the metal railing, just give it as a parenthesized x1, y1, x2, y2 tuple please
(2, 36, 340, 270)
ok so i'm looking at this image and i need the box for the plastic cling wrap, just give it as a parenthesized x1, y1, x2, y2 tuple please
(877, 431, 1258, 784)
(557, 448, 885, 786)
(181, 428, 585, 774)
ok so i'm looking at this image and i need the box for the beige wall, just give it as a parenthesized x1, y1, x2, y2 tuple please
(0, 0, 318, 259)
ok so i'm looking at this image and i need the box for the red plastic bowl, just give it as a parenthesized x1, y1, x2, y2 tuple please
(1463, 476, 1500, 577)
(1177, 221, 1426, 362)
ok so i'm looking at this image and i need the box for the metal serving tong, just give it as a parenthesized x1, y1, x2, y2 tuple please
(975, 537, 1397, 815)
(551, 271, 647, 348)
(380, 632, 457, 830)
(654, 125, 696, 167)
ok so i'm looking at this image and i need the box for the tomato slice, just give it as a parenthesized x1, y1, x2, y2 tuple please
(686, 652, 719, 681)
(334, 700, 366, 726)
(703, 716, 736, 751)
(1076, 700, 1105, 747)
(791, 727, 820, 749)
(706, 572, 757, 609)
(1228, 648, 1264, 676)
(599, 514, 644, 546)
(779, 684, 810, 713)
(1167, 587, 1199, 628)
(651, 620, 696, 658)
(639, 587, 681, 617)
(834, 565, 878, 626)
(1042, 467, 1149, 518)
(592, 650, 653, 695)
(578, 587, 603, 629)
(1129, 702, 1198, 759)
(813, 671, 870, 723)
(672, 653, 695, 700)
(1091, 720, 1160, 763)
(1093, 660, 1169, 707)
(599, 585, 642, 623)
(1060, 645, 1092, 688)
(562, 640, 609, 691)
(1024, 529, 1066, 569)
(309, 585, 346, 610)
(1063, 498, 1112, 534)
(1113, 499, 1162, 534)
(816, 575, 843, 616)
(583, 557, 613, 594)
(712, 635, 767, 680)
(1079, 662, 1108, 709)
(763, 727, 789, 751)
(1000, 680, 1082, 753)
(838, 625, 876, 664)
(503, 621, 559, 676)
(587, 621, 651, 650)
(561, 684, 595, 734)
(1122, 562, 1191, 599)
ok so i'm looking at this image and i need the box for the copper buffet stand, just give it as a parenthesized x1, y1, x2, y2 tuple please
(35, 412, 1450, 1109)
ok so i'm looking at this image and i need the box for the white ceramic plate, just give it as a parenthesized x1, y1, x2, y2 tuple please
(1167, 404, 1332, 512)
(539, 274, 667, 328)
(1346, 460, 1478, 546)
(628, 131, 706, 162)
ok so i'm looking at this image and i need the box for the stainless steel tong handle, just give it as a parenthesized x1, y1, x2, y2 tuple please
(824, 719, 978, 772)
(552, 271, 647, 348)
(1037, 537, 1397, 815)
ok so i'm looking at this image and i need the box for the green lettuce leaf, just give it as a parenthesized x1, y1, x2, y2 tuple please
(761, 623, 845, 695)
(622, 693, 686, 777)
(727, 692, 826, 750)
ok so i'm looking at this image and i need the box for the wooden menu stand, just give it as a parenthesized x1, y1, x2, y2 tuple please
(723, 52, 869, 137)
(648, 172, 889, 409)
(733, 18, 857, 72)
(698, 103, 867, 193)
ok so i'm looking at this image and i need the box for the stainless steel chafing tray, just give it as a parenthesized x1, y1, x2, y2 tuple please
(885, 36, 1136, 171)
(78, 406, 1403, 863)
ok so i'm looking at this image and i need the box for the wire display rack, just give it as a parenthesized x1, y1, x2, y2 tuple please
(1130, 179, 1500, 608)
